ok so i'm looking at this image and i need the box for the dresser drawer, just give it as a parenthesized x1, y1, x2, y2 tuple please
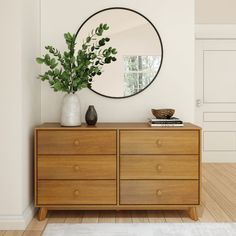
(120, 131, 199, 154)
(120, 180, 199, 205)
(38, 155, 116, 180)
(38, 180, 116, 205)
(37, 130, 116, 155)
(120, 155, 199, 180)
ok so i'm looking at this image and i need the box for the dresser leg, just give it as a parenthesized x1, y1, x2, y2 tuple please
(188, 207, 198, 221)
(38, 207, 48, 221)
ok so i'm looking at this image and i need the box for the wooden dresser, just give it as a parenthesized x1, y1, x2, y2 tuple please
(35, 122, 201, 221)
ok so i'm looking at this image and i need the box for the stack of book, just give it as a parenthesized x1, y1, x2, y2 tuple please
(148, 117, 183, 127)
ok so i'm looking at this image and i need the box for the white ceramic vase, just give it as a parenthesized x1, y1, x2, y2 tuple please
(60, 93, 81, 126)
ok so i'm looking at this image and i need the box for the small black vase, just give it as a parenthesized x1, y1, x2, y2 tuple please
(85, 105, 98, 125)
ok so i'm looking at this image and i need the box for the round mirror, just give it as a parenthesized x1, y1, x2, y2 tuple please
(75, 7, 163, 98)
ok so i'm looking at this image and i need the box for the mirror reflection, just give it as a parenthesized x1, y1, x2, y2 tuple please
(124, 55, 161, 96)
(75, 8, 163, 98)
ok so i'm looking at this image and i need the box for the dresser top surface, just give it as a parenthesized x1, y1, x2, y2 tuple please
(36, 122, 201, 130)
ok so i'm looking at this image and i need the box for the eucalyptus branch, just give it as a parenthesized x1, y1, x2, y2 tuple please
(36, 23, 117, 93)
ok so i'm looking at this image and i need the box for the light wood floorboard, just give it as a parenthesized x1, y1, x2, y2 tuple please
(98, 211, 116, 223)
(82, 211, 99, 223)
(22, 231, 41, 236)
(64, 210, 83, 223)
(163, 210, 182, 223)
(115, 211, 132, 223)
(147, 210, 165, 223)
(2, 164, 236, 235)
(3, 232, 24, 236)
(131, 211, 149, 223)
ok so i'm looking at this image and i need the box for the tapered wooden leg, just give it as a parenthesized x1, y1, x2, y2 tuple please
(188, 207, 198, 221)
(38, 207, 48, 221)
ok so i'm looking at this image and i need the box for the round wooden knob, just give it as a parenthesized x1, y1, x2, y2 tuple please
(74, 139, 79, 146)
(156, 139, 162, 147)
(156, 164, 162, 172)
(74, 190, 79, 196)
(156, 190, 162, 196)
(74, 165, 79, 171)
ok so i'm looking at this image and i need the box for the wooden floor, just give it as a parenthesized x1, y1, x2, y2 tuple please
(1, 163, 236, 235)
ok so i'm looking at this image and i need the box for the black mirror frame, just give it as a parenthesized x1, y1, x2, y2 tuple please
(75, 7, 164, 99)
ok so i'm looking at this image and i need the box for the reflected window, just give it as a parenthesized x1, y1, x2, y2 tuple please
(124, 55, 161, 96)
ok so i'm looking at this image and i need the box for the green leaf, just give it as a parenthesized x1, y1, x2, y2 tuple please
(111, 48, 117, 54)
(54, 68, 60, 76)
(102, 49, 108, 57)
(86, 36, 91, 43)
(104, 57, 111, 64)
(50, 63, 58, 69)
(80, 83, 88, 88)
(53, 81, 63, 91)
(95, 27, 102, 36)
(45, 54, 50, 65)
(99, 39, 105, 46)
(82, 44, 88, 50)
(90, 53, 96, 60)
(47, 70, 54, 76)
(36, 57, 44, 64)
(103, 24, 109, 30)
(49, 80, 54, 85)
(39, 74, 49, 81)
(51, 58, 56, 64)
(64, 32, 72, 41)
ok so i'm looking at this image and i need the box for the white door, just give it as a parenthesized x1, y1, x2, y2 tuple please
(195, 39, 236, 162)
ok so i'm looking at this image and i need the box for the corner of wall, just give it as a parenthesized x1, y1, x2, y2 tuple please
(0, 203, 36, 230)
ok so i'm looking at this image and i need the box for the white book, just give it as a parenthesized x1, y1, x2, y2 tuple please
(148, 122, 184, 127)
(148, 117, 181, 122)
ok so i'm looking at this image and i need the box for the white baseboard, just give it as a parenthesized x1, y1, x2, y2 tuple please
(203, 153, 236, 163)
(0, 202, 36, 230)
(203, 160, 236, 163)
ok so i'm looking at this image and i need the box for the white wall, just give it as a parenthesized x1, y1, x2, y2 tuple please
(196, 0, 236, 24)
(41, 0, 195, 123)
(21, 0, 41, 223)
(0, 0, 22, 219)
(0, 0, 41, 230)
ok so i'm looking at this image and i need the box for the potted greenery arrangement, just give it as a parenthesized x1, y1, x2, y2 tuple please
(36, 23, 117, 126)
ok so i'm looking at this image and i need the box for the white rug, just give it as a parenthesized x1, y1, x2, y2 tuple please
(43, 223, 236, 236)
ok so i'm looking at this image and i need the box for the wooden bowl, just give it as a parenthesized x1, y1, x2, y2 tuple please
(151, 109, 175, 119)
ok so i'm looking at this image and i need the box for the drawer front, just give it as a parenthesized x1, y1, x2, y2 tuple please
(120, 180, 199, 205)
(38, 180, 116, 205)
(120, 131, 199, 154)
(37, 130, 116, 155)
(120, 155, 199, 180)
(38, 155, 116, 180)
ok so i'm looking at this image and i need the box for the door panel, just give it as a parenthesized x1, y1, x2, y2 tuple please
(203, 112, 236, 122)
(195, 40, 236, 162)
(204, 131, 236, 151)
(204, 50, 236, 103)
